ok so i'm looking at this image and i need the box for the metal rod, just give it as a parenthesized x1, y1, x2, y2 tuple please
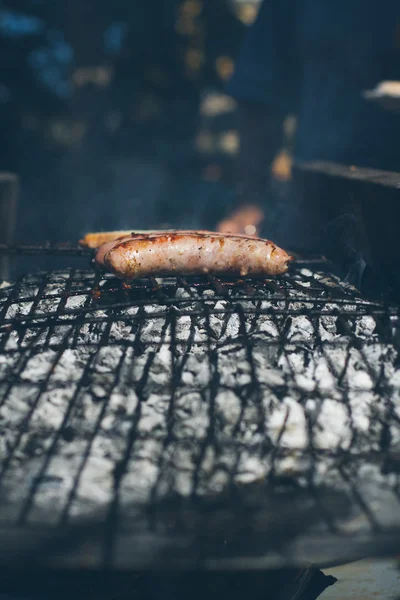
(0, 244, 92, 257)
(295, 160, 400, 189)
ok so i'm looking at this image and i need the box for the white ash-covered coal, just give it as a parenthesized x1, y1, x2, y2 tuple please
(0, 266, 400, 539)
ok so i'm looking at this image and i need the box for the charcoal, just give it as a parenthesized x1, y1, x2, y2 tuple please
(0, 266, 399, 546)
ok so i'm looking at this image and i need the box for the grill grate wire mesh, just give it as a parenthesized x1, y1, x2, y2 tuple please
(0, 259, 400, 568)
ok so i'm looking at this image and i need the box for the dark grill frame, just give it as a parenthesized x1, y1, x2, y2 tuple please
(0, 248, 400, 570)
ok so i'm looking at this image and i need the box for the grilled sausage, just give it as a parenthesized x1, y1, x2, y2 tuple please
(94, 231, 216, 266)
(80, 231, 140, 249)
(80, 230, 213, 249)
(82, 229, 219, 249)
(95, 231, 292, 279)
(94, 230, 269, 267)
(81, 228, 268, 250)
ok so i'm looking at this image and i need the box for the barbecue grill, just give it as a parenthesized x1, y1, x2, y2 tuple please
(0, 241, 400, 578)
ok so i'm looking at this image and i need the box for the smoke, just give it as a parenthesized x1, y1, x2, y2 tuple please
(268, 168, 393, 299)
(323, 214, 367, 286)
(343, 252, 367, 290)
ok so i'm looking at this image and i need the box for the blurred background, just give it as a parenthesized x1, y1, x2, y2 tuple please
(0, 0, 292, 244)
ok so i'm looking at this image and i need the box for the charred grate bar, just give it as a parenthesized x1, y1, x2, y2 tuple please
(0, 259, 400, 568)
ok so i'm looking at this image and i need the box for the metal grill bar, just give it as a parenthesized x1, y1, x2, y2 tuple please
(0, 278, 391, 326)
(0, 243, 92, 257)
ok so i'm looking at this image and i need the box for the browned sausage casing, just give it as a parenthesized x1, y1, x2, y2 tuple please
(95, 231, 292, 279)
(80, 229, 214, 249)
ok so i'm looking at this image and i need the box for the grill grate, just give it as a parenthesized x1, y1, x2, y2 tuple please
(1, 259, 400, 569)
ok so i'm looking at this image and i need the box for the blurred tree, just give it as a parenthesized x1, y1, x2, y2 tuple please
(0, 0, 250, 241)
(0, 0, 249, 191)
(0, 0, 245, 150)
(110, 0, 245, 164)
